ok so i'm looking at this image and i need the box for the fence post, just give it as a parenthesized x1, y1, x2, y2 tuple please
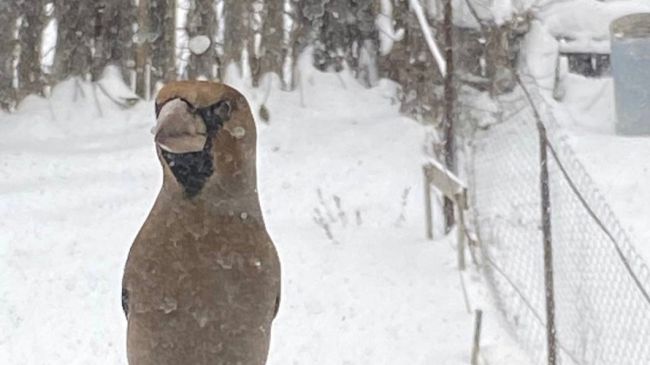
(471, 309, 483, 365)
(538, 122, 557, 365)
(423, 165, 434, 240)
(456, 192, 467, 270)
(443, 0, 456, 233)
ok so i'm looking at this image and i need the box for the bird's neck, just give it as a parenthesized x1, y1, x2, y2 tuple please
(158, 169, 264, 222)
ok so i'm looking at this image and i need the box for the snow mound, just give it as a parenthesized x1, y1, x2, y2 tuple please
(539, 0, 650, 53)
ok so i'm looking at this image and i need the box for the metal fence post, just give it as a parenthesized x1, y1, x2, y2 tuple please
(443, 0, 456, 232)
(538, 122, 557, 365)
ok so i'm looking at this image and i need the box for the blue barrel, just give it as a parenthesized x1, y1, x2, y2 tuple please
(610, 13, 650, 135)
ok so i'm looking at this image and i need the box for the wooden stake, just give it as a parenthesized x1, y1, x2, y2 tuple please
(144, 63, 151, 101)
(423, 166, 434, 240)
(457, 192, 466, 270)
(471, 309, 483, 365)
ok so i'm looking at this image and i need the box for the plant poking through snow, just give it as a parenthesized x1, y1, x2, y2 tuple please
(312, 188, 362, 244)
(394, 187, 411, 227)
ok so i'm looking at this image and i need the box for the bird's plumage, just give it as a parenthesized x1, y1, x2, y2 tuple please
(122, 81, 281, 365)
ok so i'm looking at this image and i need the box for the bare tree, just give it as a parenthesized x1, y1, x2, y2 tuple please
(91, 0, 136, 82)
(151, 0, 177, 84)
(135, 0, 152, 97)
(316, 0, 348, 71)
(17, 0, 46, 100)
(259, 0, 285, 85)
(378, 0, 407, 81)
(247, 0, 264, 86)
(187, 0, 218, 80)
(287, 0, 322, 88)
(53, 0, 94, 82)
(380, 0, 443, 121)
(349, 0, 379, 85)
(287, 0, 310, 89)
(0, 2, 18, 110)
(310, 0, 377, 83)
(222, 0, 248, 78)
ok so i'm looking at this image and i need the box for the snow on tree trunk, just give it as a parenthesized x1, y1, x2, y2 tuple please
(91, 0, 136, 82)
(0, 2, 18, 110)
(311, 0, 378, 85)
(17, 0, 46, 100)
(484, 24, 517, 95)
(53, 0, 94, 82)
(351, 0, 379, 86)
(379, 0, 442, 122)
(151, 0, 177, 84)
(248, 1, 264, 87)
(287, 0, 312, 90)
(288, 0, 324, 88)
(315, 0, 347, 71)
(378, 0, 407, 80)
(187, 0, 218, 80)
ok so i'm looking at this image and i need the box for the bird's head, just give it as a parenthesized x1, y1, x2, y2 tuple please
(152, 81, 258, 200)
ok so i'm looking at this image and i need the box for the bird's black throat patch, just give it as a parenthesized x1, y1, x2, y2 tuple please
(162, 139, 214, 198)
(160, 102, 230, 198)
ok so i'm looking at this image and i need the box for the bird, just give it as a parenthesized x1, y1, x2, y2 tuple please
(121, 81, 281, 365)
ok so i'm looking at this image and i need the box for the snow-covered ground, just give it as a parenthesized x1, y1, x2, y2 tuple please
(0, 69, 526, 364)
(547, 80, 650, 263)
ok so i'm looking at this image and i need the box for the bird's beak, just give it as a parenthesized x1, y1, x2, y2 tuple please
(152, 98, 207, 154)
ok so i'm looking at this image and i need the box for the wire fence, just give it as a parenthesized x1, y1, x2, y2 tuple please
(467, 79, 650, 364)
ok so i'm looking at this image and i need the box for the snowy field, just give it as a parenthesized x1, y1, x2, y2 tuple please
(0, 69, 526, 364)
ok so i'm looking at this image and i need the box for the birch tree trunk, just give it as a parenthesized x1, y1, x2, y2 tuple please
(248, 0, 263, 86)
(187, 0, 218, 80)
(135, 0, 152, 97)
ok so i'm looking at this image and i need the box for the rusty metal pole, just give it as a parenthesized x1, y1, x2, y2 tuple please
(443, 0, 456, 232)
(538, 122, 557, 365)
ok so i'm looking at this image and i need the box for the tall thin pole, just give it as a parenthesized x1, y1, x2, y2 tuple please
(538, 123, 557, 365)
(443, 0, 456, 231)
(135, 0, 151, 98)
(423, 166, 434, 240)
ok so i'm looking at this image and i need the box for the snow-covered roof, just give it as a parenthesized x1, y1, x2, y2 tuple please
(424, 0, 528, 29)
(538, 0, 650, 54)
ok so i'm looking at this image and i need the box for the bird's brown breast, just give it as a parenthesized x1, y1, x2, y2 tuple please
(123, 211, 280, 365)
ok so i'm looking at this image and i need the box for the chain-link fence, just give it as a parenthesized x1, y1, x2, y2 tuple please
(467, 80, 650, 364)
